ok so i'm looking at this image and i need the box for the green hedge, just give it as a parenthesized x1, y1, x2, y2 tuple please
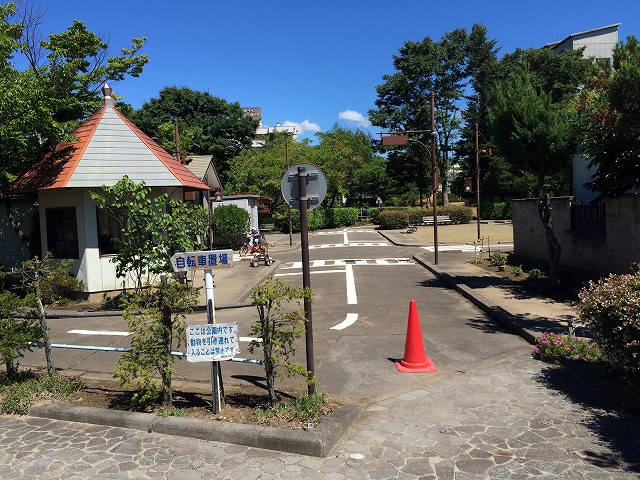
(480, 202, 512, 220)
(376, 205, 473, 229)
(324, 208, 359, 228)
(276, 207, 360, 233)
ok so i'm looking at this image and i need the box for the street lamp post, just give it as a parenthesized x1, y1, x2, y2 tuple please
(474, 123, 492, 241)
(381, 92, 439, 264)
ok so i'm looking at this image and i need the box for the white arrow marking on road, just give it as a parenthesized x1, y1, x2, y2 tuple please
(330, 313, 358, 330)
(68, 329, 130, 336)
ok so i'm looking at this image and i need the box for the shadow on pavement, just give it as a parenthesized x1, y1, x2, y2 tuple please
(535, 363, 640, 473)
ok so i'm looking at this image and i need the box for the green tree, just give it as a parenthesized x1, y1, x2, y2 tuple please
(0, 2, 147, 189)
(17, 254, 83, 376)
(313, 126, 384, 207)
(90, 176, 208, 292)
(224, 131, 314, 215)
(576, 35, 640, 198)
(115, 278, 197, 407)
(488, 64, 580, 282)
(0, 286, 40, 379)
(370, 24, 497, 206)
(91, 176, 208, 406)
(248, 279, 312, 405)
(130, 86, 258, 181)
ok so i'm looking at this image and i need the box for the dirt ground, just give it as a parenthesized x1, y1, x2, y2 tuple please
(60, 377, 335, 429)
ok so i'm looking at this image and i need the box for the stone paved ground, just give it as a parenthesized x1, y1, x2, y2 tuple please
(1, 347, 638, 479)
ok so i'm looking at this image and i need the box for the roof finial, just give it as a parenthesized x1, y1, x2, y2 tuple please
(101, 82, 115, 107)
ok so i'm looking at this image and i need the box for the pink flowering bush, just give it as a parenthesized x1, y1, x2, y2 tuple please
(533, 332, 601, 363)
(575, 265, 640, 376)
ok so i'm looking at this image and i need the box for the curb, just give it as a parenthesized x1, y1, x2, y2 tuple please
(28, 403, 361, 457)
(413, 254, 540, 345)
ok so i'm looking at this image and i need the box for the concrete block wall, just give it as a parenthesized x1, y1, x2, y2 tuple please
(513, 194, 640, 277)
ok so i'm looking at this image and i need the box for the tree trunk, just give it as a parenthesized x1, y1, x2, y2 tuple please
(35, 292, 55, 376)
(160, 302, 173, 407)
(5, 360, 17, 379)
(537, 192, 561, 284)
(5, 198, 39, 258)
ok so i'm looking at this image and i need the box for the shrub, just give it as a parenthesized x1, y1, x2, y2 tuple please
(276, 208, 326, 233)
(435, 205, 473, 224)
(0, 372, 84, 415)
(528, 268, 545, 278)
(378, 210, 410, 229)
(254, 391, 337, 426)
(575, 266, 640, 377)
(324, 208, 359, 228)
(488, 253, 508, 266)
(480, 202, 512, 220)
(0, 290, 40, 378)
(533, 332, 602, 363)
(211, 204, 250, 248)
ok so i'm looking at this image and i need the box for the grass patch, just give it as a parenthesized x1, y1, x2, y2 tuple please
(0, 371, 85, 415)
(253, 392, 337, 426)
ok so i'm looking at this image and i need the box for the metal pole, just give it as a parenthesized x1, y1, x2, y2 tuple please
(431, 91, 438, 265)
(174, 118, 181, 163)
(205, 269, 223, 413)
(285, 132, 293, 247)
(476, 123, 481, 241)
(297, 166, 315, 394)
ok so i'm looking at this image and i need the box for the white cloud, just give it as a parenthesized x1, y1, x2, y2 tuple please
(338, 109, 372, 128)
(283, 120, 321, 135)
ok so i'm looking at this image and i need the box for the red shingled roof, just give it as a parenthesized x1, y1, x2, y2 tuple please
(4, 106, 210, 194)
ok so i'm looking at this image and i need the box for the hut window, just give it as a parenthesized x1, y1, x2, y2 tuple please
(45, 207, 79, 259)
(96, 208, 123, 255)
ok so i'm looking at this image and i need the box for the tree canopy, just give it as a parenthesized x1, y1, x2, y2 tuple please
(369, 24, 498, 205)
(576, 35, 640, 199)
(0, 2, 148, 189)
(129, 86, 259, 181)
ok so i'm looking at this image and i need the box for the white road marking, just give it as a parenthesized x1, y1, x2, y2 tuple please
(68, 329, 130, 336)
(346, 264, 357, 304)
(421, 243, 514, 252)
(281, 258, 413, 269)
(239, 336, 261, 343)
(330, 313, 359, 330)
(314, 229, 375, 235)
(310, 242, 389, 249)
(275, 269, 346, 277)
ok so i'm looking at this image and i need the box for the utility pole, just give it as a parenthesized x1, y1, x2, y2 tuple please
(475, 123, 481, 240)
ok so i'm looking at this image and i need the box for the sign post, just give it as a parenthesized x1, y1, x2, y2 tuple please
(281, 164, 326, 394)
(170, 249, 233, 412)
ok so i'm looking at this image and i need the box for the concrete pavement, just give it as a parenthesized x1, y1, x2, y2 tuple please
(3, 222, 640, 478)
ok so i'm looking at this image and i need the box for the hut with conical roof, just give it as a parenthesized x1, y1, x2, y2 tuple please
(3, 84, 210, 299)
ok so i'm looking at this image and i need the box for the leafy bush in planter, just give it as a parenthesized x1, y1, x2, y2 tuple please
(575, 265, 640, 378)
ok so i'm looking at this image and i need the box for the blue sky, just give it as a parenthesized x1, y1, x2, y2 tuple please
(25, 0, 640, 142)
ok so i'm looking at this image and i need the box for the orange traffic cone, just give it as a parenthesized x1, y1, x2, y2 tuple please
(395, 299, 437, 373)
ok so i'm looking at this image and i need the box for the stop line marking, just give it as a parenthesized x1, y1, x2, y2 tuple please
(421, 243, 514, 252)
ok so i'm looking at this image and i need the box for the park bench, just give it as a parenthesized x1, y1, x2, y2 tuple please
(259, 223, 275, 233)
(422, 215, 452, 225)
